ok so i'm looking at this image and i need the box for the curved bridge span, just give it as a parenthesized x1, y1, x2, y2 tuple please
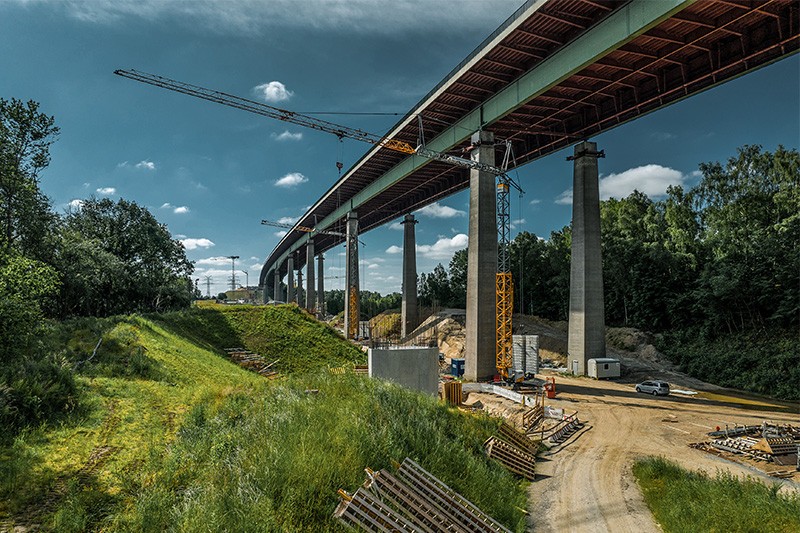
(261, 0, 798, 287)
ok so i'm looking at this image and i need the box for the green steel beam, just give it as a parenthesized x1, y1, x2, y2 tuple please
(268, 0, 694, 273)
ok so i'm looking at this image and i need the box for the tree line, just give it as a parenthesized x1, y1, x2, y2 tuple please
(1, 98, 194, 429)
(415, 144, 799, 398)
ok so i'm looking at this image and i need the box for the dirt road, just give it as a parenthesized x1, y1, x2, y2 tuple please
(470, 374, 799, 532)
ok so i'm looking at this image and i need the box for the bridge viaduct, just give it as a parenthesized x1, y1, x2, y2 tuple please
(259, 0, 798, 379)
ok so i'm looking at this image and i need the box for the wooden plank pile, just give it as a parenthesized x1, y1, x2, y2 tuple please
(334, 457, 512, 532)
(224, 348, 279, 378)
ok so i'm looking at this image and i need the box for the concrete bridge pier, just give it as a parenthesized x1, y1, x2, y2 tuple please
(306, 240, 315, 313)
(567, 141, 606, 375)
(286, 255, 295, 303)
(344, 211, 359, 339)
(296, 268, 303, 306)
(401, 214, 418, 338)
(273, 269, 281, 302)
(465, 130, 498, 381)
(317, 253, 325, 318)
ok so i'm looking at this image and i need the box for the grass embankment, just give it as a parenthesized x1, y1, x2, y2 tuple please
(633, 457, 800, 533)
(2, 305, 528, 531)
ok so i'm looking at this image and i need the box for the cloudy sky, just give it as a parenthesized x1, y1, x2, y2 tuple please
(2, 1, 798, 296)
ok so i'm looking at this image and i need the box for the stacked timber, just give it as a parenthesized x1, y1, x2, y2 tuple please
(442, 381, 462, 406)
(224, 348, 279, 378)
(691, 421, 799, 467)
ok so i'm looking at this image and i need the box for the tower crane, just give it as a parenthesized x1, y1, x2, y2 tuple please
(115, 68, 522, 381)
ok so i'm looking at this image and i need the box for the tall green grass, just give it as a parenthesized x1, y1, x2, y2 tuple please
(118, 373, 529, 532)
(633, 457, 800, 533)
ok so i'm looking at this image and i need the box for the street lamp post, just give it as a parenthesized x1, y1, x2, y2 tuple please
(228, 256, 239, 291)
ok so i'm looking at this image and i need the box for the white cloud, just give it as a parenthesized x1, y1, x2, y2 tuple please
(174, 233, 187, 239)
(116, 161, 128, 168)
(254, 81, 294, 102)
(135, 160, 156, 170)
(196, 256, 234, 266)
(651, 131, 676, 141)
(180, 237, 215, 250)
(35, 0, 513, 35)
(96, 187, 116, 195)
(274, 172, 308, 188)
(555, 190, 573, 205)
(271, 130, 303, 141)
(416, 233, 468, 260)
(275, 230, 288, 237)
(389, 221, 404, 231)
(529, 199, 541, 205)
(554, 164, 686, 205)
(600, 164, 685, 200)
(368, 263, 379, 269)
(386, 245, 403, 254)
(174, 206, 190, 214)
(277, 216, 298, 224)
(415, 202, 465, 219)
(68, 199, 84, 209)
(160, 202, 173, 209)
(250, 262, 263, 270)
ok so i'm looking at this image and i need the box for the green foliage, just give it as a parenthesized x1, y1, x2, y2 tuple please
(418, 263, 451, 307)
(658, 327, 799, 400)
(633, 457, 800, 533)
(0, 97, 60, 257)
(120, 374, 528, 532)
(324, 289, 401, 320)
(58, 198, 194, 317)
(0, 250, 74, 433)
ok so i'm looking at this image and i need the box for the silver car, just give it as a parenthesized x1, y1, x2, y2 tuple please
(635, 380, 670, 396)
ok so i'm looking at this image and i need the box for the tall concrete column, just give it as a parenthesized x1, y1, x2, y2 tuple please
(401, 214, 419, 338)
(273, 269, 281, 302)
(465, 130, 498, 381)
(286, 256, 295, 304)
(296, 268, 303, 306)
(306, 241, 316, 313)
(344, 211, 359, 340)
(567, 141, 606, 375)
(317, 253, 325, 318)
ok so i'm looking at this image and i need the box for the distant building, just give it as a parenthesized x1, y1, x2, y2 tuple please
(224, 287, 256, 302)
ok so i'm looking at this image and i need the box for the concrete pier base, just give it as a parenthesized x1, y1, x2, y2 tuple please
(567, 141, 606, 376)
(465, 130, 498, 381)
(368, 347, 439, 395)
(401, 214, 419, 338)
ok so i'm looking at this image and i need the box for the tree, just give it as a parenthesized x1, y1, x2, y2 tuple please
(418, 263, 451, 307)
(0, 98, 60, 259)
(448, 249, 468, 308)
(58, 198, 194, 316)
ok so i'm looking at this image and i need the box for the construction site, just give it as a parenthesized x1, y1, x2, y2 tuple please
(111, 0, 798, 529)
(2, 0, 799, 531)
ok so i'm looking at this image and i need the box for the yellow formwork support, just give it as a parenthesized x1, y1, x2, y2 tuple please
(496, 272, 514, 377)
(348, 288, 359, 339)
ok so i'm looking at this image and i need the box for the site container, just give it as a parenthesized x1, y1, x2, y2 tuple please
(587, 358, 620, 379)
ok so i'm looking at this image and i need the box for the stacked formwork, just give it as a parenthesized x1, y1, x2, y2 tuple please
(690, 422, 800, 473)
(335, 458, 512, 532)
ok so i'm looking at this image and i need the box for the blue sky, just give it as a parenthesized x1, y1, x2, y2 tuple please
(2, 1, 798, 297)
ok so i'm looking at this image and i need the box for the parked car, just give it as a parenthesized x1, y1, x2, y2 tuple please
(635, 380, 670, 396)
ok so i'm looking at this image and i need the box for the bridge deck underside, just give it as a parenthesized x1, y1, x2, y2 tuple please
(265, 0, 798, 280)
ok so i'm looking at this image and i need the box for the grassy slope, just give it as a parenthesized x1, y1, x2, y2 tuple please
(2, 305, 527, 531)
(633, 457, 800, 533)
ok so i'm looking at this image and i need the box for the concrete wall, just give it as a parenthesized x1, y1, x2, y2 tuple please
(368, 347, 439, 396)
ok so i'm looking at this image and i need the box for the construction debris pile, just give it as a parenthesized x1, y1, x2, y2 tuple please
(690, 422, 800, 477)
(224, 348, 279, 378)
(335, 458, 512, 532)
